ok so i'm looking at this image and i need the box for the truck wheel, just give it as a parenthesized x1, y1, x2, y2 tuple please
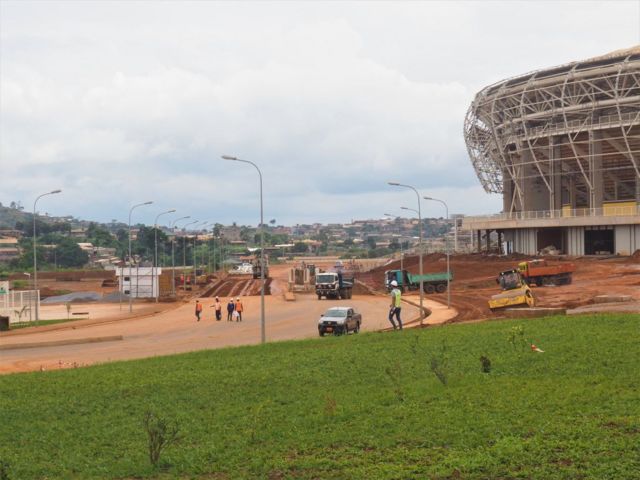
(425, 284, 436, 294)
(354, 322, 360, 333)
(319, 331, 325, 337)
(317, 294, 322, 300)
(436, 283, 446, 293)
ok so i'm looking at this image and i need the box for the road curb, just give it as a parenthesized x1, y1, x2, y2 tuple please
(0, 335, 124, 351)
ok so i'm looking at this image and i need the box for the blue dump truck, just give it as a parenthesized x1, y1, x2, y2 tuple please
(385, 269, 452, 294)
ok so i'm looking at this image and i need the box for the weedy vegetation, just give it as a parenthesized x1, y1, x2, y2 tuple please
(0, 313, 638, 479)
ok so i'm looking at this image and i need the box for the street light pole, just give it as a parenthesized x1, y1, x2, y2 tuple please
(424, 196, 451, 309)
(33, 189, 62, 322)
(193, 221, 208, 278)
(384, 213, 404, 271)
(181, 220, 198, 292)
(154, 209, 176, 302)
(389, 181, 425, 326)
(128, 201, 153, 313)
(170, 216, 190, 296)
(222, 155, 266, 344)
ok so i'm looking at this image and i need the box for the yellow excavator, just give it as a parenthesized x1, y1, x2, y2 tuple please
(488, 269, 535, 312)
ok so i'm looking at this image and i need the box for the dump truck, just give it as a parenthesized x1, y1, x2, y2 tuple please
(316, 272, 353, 300)
(488, 269, 535, 312)
(517, 260, 575, 286)
(384, 269, 452, 294)
(251, 258, 269, 279)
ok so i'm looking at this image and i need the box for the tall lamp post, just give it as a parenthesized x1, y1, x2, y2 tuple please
(222, 155, 266, 344)
(33, 189, 62, 321)
(181, 220, 198, 291)
(128, 201, 153, 313)
(170, 216, 190, 296)
(389, 181, 425, 326)
(384, 213, 405, 271)
(153, 209, 176, 302)
(193, 221, 209, 276)
(424, 196, 451, 309)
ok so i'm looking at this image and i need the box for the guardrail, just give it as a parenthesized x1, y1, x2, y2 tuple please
(463, 205, 640, 224)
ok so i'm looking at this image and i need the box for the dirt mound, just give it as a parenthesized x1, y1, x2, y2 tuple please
(631, 250, 640, 263)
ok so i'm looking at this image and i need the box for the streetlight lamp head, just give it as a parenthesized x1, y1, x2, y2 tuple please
(387, 182, 400, 186)
(221, 155, 238, 160)
(400, 206, 409, 210)
(50, 189, 62, 194)
(423, 196, 433, 200)
(168, 209, 177, 213)
(144, 201, 153, 205)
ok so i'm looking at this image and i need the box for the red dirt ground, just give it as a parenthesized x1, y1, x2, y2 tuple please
(356, 253, 640, 321)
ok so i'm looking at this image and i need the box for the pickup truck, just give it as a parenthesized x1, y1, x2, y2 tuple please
(318, 306, 361, 336)
(385, 269, 452, 294)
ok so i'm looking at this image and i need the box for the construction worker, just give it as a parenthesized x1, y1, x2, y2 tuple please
(388, 280, 403, 330)
(235, 297, 244, 322)
(226, 298, 235, 322)
(212, 296, 222, 321)
(195, 300, 203, 322)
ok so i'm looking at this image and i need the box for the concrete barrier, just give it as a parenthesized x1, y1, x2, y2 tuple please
(593, 295, 632, 304)
(504, 307, 566, 318)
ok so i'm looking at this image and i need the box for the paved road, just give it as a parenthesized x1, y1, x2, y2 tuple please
(0, 292, 456, 374)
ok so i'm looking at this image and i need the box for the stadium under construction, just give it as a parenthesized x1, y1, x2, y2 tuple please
(463, 46, 640, 256)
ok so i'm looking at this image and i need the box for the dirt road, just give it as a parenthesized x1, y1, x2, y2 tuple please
(0, 287, 454, 374)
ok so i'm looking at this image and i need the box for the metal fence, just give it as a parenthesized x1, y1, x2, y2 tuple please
(463, 205, 640, 224)
(0, 290, 40, 324)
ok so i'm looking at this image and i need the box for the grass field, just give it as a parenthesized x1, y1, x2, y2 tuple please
(1, 313, 639, 479)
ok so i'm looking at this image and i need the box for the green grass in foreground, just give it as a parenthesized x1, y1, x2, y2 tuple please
(1, 313, 639, 479)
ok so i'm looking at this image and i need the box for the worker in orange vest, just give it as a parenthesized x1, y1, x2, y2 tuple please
(195, 300, 203, 322)
(235, 298, 244, 322)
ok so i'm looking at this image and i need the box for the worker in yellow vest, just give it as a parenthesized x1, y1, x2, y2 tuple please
(388, 280, 403, 330)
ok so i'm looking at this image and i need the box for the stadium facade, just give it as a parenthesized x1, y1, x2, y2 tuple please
(463, 46, 640, 256)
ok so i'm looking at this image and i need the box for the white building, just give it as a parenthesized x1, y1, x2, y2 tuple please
(115, 267, 162, 298)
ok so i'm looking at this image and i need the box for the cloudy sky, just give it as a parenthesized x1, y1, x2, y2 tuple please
(1, 1, 639, 227)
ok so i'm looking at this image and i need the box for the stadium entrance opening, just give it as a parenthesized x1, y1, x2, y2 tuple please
(536, 228, 564, 254)
(585, 226, 614, 255)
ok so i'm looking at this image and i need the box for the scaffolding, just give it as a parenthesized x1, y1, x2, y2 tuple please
(464, 46, 640, 214)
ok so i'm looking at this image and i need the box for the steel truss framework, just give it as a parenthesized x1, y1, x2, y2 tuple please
(464, 46, 640, 214)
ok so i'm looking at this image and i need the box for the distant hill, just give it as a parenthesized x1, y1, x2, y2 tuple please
(0, 204, 32, 229)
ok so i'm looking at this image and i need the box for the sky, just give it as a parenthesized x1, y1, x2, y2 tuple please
(1, 1, 639, 227)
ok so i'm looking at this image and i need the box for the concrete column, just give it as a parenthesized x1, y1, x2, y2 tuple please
(590, 130, 603, 210)
(485, 230, 491, 252)
(550, 138, 562, 213)
(477, 230, 482, 253)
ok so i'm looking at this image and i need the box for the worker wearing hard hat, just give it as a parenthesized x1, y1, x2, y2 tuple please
(388, 280, 403, 330)
(235, 298, 244, 322)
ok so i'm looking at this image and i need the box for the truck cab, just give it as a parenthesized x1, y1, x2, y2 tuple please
(385, 270, 410, 291)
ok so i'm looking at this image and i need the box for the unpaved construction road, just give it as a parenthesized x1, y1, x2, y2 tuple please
(0, 265, 456, 374)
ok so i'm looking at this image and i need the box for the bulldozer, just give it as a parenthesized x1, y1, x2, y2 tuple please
(488, 269, 535, 312)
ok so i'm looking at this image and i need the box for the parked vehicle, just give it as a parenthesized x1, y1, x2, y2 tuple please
(384, 269, 452, 294)
(488, 269, 535, 312)
(518, 260, 574, 286)
(316, 272, 353, 300)
(318, 306, 361, 336)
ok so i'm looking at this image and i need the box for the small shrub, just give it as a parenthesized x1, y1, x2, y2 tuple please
(0, 459, 10, 480)
(323, 396, 337, 417)
(143, 410, 180, 468)
(429, 341, 449, 386)
(508, 325, 527, 351)
(384, 360, 405, 402)
(479, 355, 492, 374)
(65, 302, 72, 319)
